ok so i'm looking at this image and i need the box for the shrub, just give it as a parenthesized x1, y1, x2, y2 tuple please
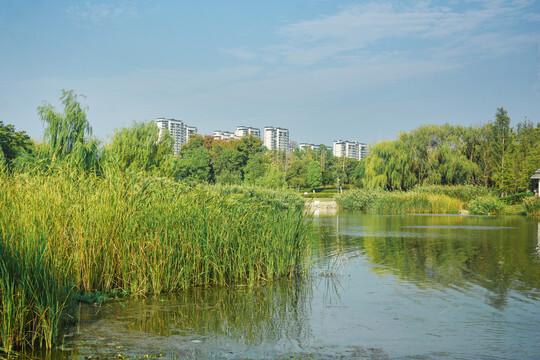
(371, 192, 461, 214)
(413, 184, 492, 203)
(499, 192, 534, 205)
(468, 196, 506, 215)
(523, 196, 540, 216)
(336, 189, 462, 214)
(211, 184, 305, 210)
(335, 189, 385, 211)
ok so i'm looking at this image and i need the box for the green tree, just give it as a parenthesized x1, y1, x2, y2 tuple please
(363, 140, 416, 190)
(256, 164, 287, 189)
(38, 90, 92, 158)
(213, 146, 243, 184)
(243, 153, 270, 185)
(108, 120, 174, 174)
(0, 121, 34, 167)
(507, 119, 540, 192)
(286, 157, 310, 189)
(179, 146, 213, 183)
(491, 108, 513, 195)
(306, 161, 323, 189)
(32, 90, 102, 173)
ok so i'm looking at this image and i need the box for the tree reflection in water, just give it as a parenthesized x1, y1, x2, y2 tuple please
(311, 213, 540, 310)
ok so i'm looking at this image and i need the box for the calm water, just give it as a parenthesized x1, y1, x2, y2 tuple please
(41, 213, 540, 359)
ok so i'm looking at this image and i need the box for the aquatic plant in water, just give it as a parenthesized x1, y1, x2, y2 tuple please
(0, 168, 309, 351)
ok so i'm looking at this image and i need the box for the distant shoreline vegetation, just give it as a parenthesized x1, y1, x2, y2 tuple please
(334, 185, 539, 216)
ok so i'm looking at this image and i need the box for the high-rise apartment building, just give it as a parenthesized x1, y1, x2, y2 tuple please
(359, 143, 367, 160)
(333, 140, 367, 161)
(264, 127, 290, 152)
(213, 130, 236, 140)
(299, 143, 321, 151)
(213, 126, 261, 140)
(186, 126, 197, 142)
(156, 118, 197, 155)
(235, 126, 260, 138)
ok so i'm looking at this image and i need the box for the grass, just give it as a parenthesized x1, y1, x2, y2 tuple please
(0, 168, 310, 351)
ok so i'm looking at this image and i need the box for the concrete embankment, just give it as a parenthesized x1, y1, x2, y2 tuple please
(305, 199, 338, 215)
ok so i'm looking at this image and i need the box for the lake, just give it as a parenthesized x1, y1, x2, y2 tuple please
(39, 213, 540, 359)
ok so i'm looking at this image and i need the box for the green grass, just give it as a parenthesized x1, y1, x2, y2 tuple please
(0, 168, 309, 351)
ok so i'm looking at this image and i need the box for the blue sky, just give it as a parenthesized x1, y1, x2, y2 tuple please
(1, 0, 539, 146)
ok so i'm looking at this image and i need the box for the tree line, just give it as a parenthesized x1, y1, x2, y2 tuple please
(1, 91, 539, 195)
(362, 108, 539, 195)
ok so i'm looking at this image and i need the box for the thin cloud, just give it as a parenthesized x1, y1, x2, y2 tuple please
(272, 0, 538, 66)
(220, 48, 258, 60)
(66, 1, 139, 25)
(535, 43, 540, 99)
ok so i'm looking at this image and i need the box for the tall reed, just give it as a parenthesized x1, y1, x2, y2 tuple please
(0, 168, 309, 350)
(522, 196, 540, 216)
(336, 188, 463, 214)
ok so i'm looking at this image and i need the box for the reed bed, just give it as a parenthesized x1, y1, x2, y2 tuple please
(522, 196, 540, 216)
(467, 196, 507, 215)
(371, 192, 462, 214)
(0, 169, 309, 351)
(412, 184, 492, 203)
(336, 188, 463, 214)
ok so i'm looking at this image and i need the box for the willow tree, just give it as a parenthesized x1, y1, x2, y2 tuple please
(363, 140, 416, 190)
(108, 120, 174, 175)
(38, 90, 92, 158)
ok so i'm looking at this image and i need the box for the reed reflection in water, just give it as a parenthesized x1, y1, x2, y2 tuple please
(58, 278, 312, 359)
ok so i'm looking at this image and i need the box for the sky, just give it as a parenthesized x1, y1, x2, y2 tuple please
(1, 0, 539, 146)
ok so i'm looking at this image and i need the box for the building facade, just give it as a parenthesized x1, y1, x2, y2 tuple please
(264, 126, 290, 152)
(359, 143, 367, 160)
(156, 118, 197, 155)
(235, 126, 260, 138)
(332, 140, 367, 161)
(213, 130, 236, 140)
(298, 143, 321, 151)
(213, 126, 261, 141)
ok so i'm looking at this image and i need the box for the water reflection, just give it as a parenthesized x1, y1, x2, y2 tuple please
(311, 213, 540, 309)
(54, 279, 313, 359)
